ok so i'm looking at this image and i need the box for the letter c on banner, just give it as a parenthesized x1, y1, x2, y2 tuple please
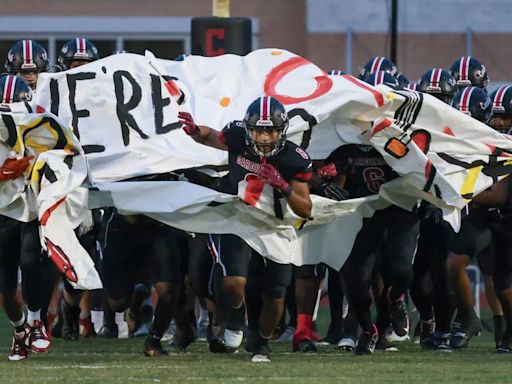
(205, 28, 226, 56)
(264, 56, 333, 105)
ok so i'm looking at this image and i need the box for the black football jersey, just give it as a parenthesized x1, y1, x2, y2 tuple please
(219, 120, 312, 194)
(328, 144, 398, 198)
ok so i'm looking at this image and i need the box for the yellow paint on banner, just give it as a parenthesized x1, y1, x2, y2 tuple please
(461, 166, 483, 201)
(271, 51, 282, 56)
(213, 0, 230, 17)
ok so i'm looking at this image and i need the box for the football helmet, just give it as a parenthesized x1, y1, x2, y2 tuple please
(58, 38, 99, 70)
(489, 85, 512, 133)
(0, 75, 33, 103)
(417, 68, 457, 104)
(363, 71, 400, 89)
(243, 96, 289, 158)
(451, 86, 492, 123)
(359, 57, 398, 80)
(449, 56, 489, 89)
(5, 40, 49, 74)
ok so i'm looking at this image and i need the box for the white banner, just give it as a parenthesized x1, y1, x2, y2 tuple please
(0, 48, 510, 285)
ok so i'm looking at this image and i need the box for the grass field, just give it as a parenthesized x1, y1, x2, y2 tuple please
(0, 309, 509, 384)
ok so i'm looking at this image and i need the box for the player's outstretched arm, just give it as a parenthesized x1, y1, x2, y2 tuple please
(179, 111, 227, 151)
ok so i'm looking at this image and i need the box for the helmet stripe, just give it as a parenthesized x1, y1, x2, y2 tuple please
(371, 57, 384, 74)
(376, 71, 384, 85)
(460, 56, 470, 81)
(430, 68, 442, 86)
(493, 85, 511, 110)
(260, 96, 269, 121)
(460, 86, 474, 113)
(23, 40, 33, 65)
(3, 76, 15, 103)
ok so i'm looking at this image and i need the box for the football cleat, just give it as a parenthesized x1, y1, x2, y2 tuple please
(293, 338, 317, 353)
(419, 320, 435, 350)
(388, 292, 409, 337)
(224, 329, 243, 349)
(144, 335, 168, 357)
(354, 325, 378, 356)
(29, 320, 51, 353)
(337, 337, 357, 352)
(450, 317, 481, 349)
(433, 332, 452, 352)
(8, 330, 29, 361)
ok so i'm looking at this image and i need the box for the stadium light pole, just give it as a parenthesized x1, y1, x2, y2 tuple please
(390, 0, 398, 65)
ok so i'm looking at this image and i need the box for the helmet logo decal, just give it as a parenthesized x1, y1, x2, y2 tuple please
(475, 64, 486, 79)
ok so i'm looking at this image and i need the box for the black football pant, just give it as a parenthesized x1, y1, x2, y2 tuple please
(340, 205, 419, 332)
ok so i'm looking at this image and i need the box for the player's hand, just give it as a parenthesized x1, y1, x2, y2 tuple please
(0, 155, 34, 182)
(258, 163, 292, 197)
(316, 163, 337, 179)
(178, 111, 200, 137)
(322, 183, 350, 201)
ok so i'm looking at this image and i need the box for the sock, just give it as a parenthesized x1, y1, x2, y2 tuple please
(11, 313, 26, 333)
(27, 309, 41, 326)
(294, 314, 313, 342)
(91, 310, 104, 334)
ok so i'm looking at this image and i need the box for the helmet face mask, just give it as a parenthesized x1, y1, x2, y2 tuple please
(489, 85, 512, 134)
(489, 115, 512, 134)
(243, 96, 289, 158)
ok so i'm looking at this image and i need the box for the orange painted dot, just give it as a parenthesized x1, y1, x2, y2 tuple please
(271, 51, 282, 56)
(220, 97, 231, 107)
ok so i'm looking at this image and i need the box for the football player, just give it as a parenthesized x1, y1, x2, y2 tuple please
(180, 96, 312, 362)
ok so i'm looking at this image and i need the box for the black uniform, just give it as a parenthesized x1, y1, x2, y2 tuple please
(209, 121, 312, 296)
(450, 177, 512, 292)
(330, 144, 419, 332)
(102, 212, 183, 300)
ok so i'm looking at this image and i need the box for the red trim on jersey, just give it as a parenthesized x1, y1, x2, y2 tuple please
(342, 75, 385, 107)
(294, 171, 312, 182)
